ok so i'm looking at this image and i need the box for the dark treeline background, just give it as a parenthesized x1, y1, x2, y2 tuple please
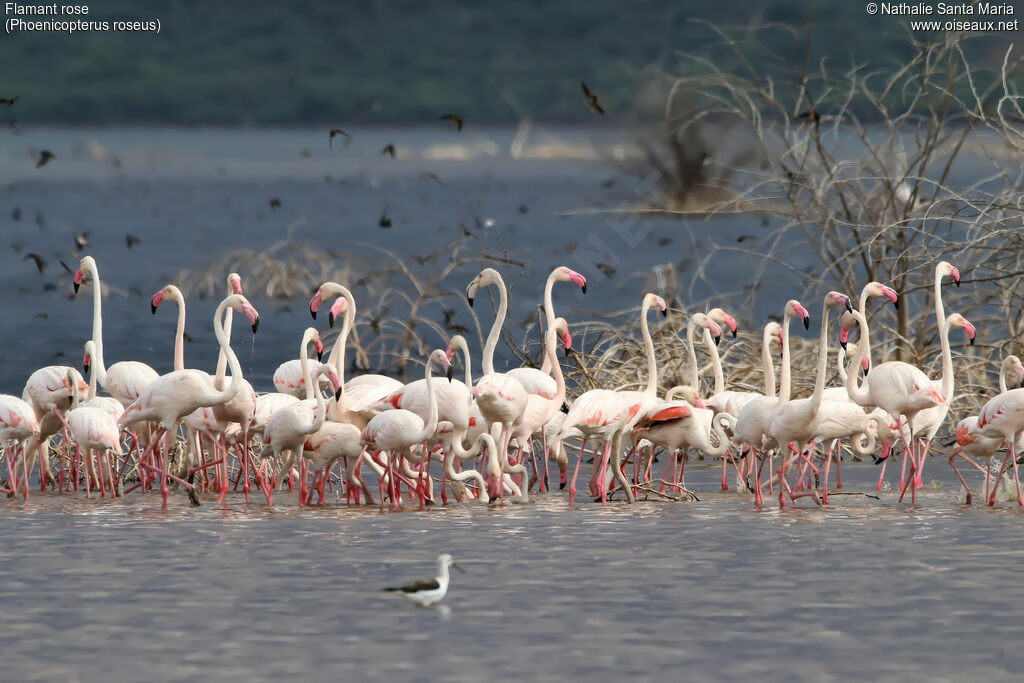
(4, 0, 1011, 126)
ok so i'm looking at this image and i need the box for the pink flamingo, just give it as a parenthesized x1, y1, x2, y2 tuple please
(732, 301, 809, 504)
(976, 385, 1024, 507)
(73, 256, 159, 406)
(63, 369, 122, 499)
(0, 394, 40, 499)
(843, 311, 970, 502)
(22, 365, 89, 492)
(506, 265, 585, 398)
(118, 293, 260, 508)
(466, 269, 528, 475)
(768, 291, 853, 507)
(948, 355, 1024, 504)
(507, 325, 568, 499)
(837, 281, 899, 366)
(263, 364, 342, 506)
(360, 349, 450, 508)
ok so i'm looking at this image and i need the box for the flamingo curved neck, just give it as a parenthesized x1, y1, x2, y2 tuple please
(686, 318, 700, 389)
(857, 285, 874, 364)
(808, 298, 835, 415)
(85, 344, 98, 400)
(762, 328, 777, 399)
(934, 266, 947, 332)
(304, 368, 330, 436)
(705, 414, 736, 456)
(779, 311, 796, 403)
(300, 330, 316, 401)
(215, 306, 233, 390)
(69, 370, 82, 410)
(415, 357, 440, 444)
(545, 329, 566, 408)
(999, 358, 1013, 394)
(481, 279, 508, 376)
(84, 260, 108, 385)
(702, 328, 725, 395)
(937, 316, 956, 401)
(640, 302, 657, 396)
(209, 297, 245, 406)
(542, 270, 558, 335)
(323, 284, 355, 384)
(171, 289, 186, 372)
(845, 313, 872, 406)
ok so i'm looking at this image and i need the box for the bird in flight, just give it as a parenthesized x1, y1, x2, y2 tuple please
(381, 143, 396, 159)
(384, 554, 465, 607)
(125, 234, 141, 249)
(581, 82, 605, 115)
(24, 253, 46, 273)
(269, 198, 282, 210)
(439, 114, 464, 131)
(378, 211, 392, 228)
(1, 95, 18, 107)
(36, 150, 56, 168)
(329, 128, 351, 149)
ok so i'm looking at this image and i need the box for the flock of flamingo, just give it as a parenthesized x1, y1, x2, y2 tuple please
(0, 255, 1021, 511)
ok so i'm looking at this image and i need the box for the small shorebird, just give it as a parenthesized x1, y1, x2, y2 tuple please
(384, 554, 465, 607)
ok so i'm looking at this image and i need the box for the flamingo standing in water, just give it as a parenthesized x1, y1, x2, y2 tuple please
(466, 269, 528, 474)
(0, 394, 40, 499)
(263, 364, 342, 506)
(949, 355, 1024, 504)
(768, 291, 853, 507)
(22, 365, 89, 493)
(63, 369, 122, 499)
(733, 301, 809, 505)
(73, 256, 159, 406)
(361, 349, 451, 507)
(119, 293, 261, 508)
(976, 385, 1024, 507)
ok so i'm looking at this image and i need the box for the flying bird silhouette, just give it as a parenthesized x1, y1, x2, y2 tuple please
(329, 128, 351, 149)
(381, 143, 396, 158)
(581, 82, 605, 115)
(439, 114, 464, 131)
(125, 234, 141, 249)
(379, 211, 392, 228)
(269, 198, 282, 210)
(0, 95, 18, 107)
(36, 150, 56, 168)
(24, 253, 46, 273)
(74, 232, 90, 250)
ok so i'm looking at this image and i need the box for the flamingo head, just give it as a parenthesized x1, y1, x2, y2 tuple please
(828, 291, 854, 313)
(555, 266, 587, 294)
(938, 261, 961, 287)
(692, 312, 721, 346)
(553, 317, 572, 353)
(708, 307, 738, 338)
(309, 290, 323, 320)
(787, 300, 810, 330)
(433, 349, 453, 382)
(869, 282, 900, 309)
(227, 273, 243, 296)
(328, 297, 347, 328)
(309, 329, 324, 362)
(322, 366, 343, 401)
(764, 322, 783, 355)
(948, 313, 975, 345)
(83, 348, 91, 376)
(645, 293, 667, 318)
(231, 296, 260, 334)
(466, 268, 502, 306)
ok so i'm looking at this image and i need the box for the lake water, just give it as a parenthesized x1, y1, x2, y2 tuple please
(1, 128, 1022, 682)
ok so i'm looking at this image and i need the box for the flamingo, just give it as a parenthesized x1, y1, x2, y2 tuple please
(506, 265, 585, 397)
(310, 282, 402, 426)
(272, 320, 326, 398)
(360, 349, 450, 508)
(62, 369, 122, 499)
(768, 291, 853, 507)
(837, 281, 899, 367)
(976, 386, 1024, 507)
(0, 394, 40, 499)
(466, 269, 529, 474)
(262, 364, 342, 506)
(507, 325, 568, 499)
(732, 300, 809, 505)
(948, 355, 1024, 504)
(73, 256, 159, 406)
(842, 311, 970, 502)
(22, 365, 89, 492)
(118, 293, 261, 508)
